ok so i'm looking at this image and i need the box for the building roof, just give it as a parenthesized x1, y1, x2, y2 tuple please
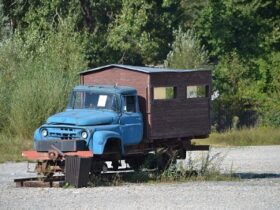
(80, 64, 210, 75)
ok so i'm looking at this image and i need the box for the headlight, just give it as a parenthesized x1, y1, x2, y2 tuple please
(81, 131, 88, 139)
(41, 129, 48, 137)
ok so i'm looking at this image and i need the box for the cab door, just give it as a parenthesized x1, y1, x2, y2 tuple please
(120, 95, 143, 145)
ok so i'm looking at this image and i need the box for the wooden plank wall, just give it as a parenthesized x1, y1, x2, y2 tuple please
(150, 71, 211, 139)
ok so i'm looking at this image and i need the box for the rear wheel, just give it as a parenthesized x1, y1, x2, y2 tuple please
(112, 161, 120, 171)
(90, 159, 106, 175)
(126, 155, 145, 171)
(126, 152, 173, 171)
(156, 152, 173, 171)
(126, 149, 178, 171)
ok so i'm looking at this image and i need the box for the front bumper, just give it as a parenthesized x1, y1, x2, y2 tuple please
(22, 150, 93, 161)
(24, 139, 92, 161)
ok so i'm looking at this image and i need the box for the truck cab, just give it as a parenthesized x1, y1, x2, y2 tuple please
(33, 85, 143, 161)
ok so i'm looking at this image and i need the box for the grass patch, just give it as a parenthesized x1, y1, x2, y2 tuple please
(194, 127, 280, 146)
(0, 132, 32, 163)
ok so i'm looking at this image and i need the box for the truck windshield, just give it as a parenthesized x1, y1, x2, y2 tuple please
(68, 91, 119, 112)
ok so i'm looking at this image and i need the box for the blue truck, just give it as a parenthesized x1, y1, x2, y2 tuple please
(22, 64, 211, 185)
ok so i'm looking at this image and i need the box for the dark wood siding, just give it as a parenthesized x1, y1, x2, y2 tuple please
(150, 71, 211, 139)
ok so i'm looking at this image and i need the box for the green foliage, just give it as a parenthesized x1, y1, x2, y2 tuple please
(214, 52, 259, 107)
(164, 27, 209, 68)
(0, 19, 87, 137)
(198, 0, 280, 128)
(108, 0, 181, 64)
(213, 52, 262, 129)
(0, 0, 10, 40)
(108, 0, 154, 64)
(0, 35, 26, 130)
(1, 0, 123, 67)
(0, 0, 279, 148)
(195, 0, 280, 60)
(0, 133, 32, 163)
(179, 0, 209, 29)
(255, 52, 280, 126)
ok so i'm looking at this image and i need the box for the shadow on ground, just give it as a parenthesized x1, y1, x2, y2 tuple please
(233, 173, 280, 179)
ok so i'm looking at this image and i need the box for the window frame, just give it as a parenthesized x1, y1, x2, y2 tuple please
(152, 86, 177, 101)
(186, 84, 209, 99)
(122, 95, 138, 113)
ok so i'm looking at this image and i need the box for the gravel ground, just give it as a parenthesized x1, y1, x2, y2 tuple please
(1, 145, 280, 210)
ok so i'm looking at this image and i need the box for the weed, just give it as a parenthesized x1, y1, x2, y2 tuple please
(158, 150, 236, 182)
(88, 173, 123, 187)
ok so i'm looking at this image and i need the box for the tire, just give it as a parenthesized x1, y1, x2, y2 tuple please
(127, 155, 145, 171)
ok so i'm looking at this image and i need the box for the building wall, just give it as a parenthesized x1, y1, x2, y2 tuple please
(150, 71, 211, 139)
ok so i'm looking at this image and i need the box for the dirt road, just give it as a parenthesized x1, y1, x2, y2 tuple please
(0, 145, 280, 210)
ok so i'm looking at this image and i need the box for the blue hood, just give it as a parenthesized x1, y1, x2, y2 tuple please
(47, 109, 118, 126)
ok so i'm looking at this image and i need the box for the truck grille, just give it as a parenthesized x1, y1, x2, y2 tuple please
(47, 127, 83, 140)
(36, 139, 87, 152)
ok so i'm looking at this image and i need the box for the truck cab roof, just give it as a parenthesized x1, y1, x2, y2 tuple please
(73, 85, 137, 95)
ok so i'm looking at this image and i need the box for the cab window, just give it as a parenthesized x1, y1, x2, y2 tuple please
(123, 96, 136, 112)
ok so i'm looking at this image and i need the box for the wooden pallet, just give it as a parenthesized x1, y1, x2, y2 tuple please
(14, 176, 65, 188)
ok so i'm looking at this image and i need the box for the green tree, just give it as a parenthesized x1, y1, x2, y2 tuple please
(164, 27, 209, 68)
(256, 52, 280, 126)
(195, 0, 280, 128)
(179, 0, 208, 29)
(195, 0, 280, 60)
(213, 52, 261, 130)
(1, 0, 123, 67)
(0, 0, 11, 40)
(108, 0, 181, 65)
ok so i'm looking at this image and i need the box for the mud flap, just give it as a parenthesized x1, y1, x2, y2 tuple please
(65, 156, 91, 188)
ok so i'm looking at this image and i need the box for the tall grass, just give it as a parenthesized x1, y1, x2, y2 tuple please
(0, 18, 87, 163)
(0, 18, 87, 138)
(195, 127, 280, 146)
(0, 133, 32, 163)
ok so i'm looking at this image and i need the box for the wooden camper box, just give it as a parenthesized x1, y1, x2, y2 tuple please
(80, 64, 212, 142)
